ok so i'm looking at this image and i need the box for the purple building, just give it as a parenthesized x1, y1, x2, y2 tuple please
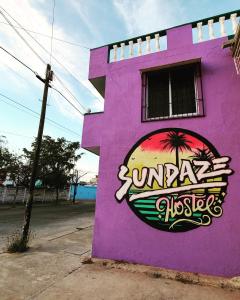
(82, 10, 240, 277)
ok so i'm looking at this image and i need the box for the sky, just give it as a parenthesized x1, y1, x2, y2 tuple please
(0, 0, 239, 180)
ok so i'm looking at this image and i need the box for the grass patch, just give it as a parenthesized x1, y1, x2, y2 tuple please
(82, 257, 93, 264)
(6, 230, 34, 253)
(147, 272, 162, 279)
(175, 273, 193, 284)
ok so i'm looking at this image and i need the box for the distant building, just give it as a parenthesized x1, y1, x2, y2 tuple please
(89, 175, 98, 185)
(82, 10, 240, 277)
(69, 184, 96, 200)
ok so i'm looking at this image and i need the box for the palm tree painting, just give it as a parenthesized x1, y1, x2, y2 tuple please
(191, 147, 214, 164)
(161, 130, 192, 186)
(190, 147, 215, 193)
(121, 128, 230, 232)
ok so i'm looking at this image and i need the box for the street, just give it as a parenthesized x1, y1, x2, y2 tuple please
(0, 201, 240, 299)
(0, 201, 95, 251)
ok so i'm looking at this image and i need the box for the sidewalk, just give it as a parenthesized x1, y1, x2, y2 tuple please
(0, 224, 240, 299)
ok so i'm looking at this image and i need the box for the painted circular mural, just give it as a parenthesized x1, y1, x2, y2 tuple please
(115, 128, 233, 232)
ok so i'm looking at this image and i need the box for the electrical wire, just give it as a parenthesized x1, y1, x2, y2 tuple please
(0, 130, 33, 139)
(46, 110, 83, 135)
(0, 45, 85, 116)
(54, 75, 88, 113)
(0, 21, 90, 49)
(0, 92, 82, 137)
(50, 0, 55, 64)
(0, 45, 38, 76)
(51, 86, 85, 116)
(1, 6, 81, 81)
(0, 7, 93, 122)
(0, 6, 90, 112)
(0, 96, 39, 118)
(3, 63, 34, 83)
(0, 95, 81, 137)
(0, 7, 46, 65)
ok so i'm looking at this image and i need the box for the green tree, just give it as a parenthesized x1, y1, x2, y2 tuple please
(0, 136, 13, 182)
(24, 136, 81, 203)
(161, 131, 192, 186)
(191, 147, 214, 193)
(7, 154, 31, 206)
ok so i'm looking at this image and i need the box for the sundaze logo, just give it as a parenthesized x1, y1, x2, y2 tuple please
(115, 129, 233, 232)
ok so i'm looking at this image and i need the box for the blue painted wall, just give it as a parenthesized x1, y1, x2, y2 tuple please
(70, 184, 97, 200)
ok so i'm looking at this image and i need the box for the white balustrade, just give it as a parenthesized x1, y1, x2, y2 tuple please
(155, 33, 160, 51)
(109, 11, 239, 62)
(219, 16, 226, 37)
(146, 36, 151, 53)
(194, 13, 238, 44)
(208, 19, 215, 39)
(111, 33, 165, 62)
(120, 43, 125, 60)
(230, 13, 238, 34)
(197, 22, 203, 42)
(113, 45, 118, 62)
(137, 38, 142, 56)
(129, 40, 134, 58)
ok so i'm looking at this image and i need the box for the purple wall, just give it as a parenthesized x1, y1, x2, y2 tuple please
(82, 25, 240, 277)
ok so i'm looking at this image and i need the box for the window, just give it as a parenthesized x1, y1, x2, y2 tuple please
(142, 63, 203, 121)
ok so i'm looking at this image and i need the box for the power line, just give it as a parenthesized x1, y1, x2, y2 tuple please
(0, 7, 91, 121)
(0, 45, 38, 75)
(0, 6, 90, 113)
(51, 86, 85, 116)
(4, 63, 34, 83)
(1, 6, 77, 79)
(0, 130, 33, 139)
(50, 0, 55, 64)
(0, 21, 90, 49)
(0, 92, 82, 137)
(0, 97, 82, 140)
(0, 95, 81, 137)
(0, 7, 46, 65)
(0, 45, 86, 116)
(0, 96, 39, 118)
(54, 75, 88, 113)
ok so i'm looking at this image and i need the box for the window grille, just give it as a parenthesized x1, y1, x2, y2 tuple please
(142, 63, 204, 121)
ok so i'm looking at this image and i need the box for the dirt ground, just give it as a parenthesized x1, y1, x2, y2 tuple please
(0, 201, 240, 300)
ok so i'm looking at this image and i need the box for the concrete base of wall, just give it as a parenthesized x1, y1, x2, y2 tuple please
(84, 257, 240, 290)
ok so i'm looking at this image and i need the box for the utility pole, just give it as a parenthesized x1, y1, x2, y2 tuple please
(21, 64, 53, 246)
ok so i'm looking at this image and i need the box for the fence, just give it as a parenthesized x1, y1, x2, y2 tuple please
(0, 187, 68, 204)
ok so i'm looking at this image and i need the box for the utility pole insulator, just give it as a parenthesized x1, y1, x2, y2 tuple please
(48, 70, 54, 81)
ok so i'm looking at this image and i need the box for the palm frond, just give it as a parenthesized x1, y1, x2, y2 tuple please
(160, 131, 192, 152)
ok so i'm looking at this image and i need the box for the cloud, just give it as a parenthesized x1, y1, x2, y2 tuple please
(113, 0, 185, 36)
(49, 91, 84, 123)
(81, 80, 104, 101)
(0, 0, 103, 121)
(75, 151, 99, 181)
(0, 0, 184, 123)
(68, 0, 110, 46)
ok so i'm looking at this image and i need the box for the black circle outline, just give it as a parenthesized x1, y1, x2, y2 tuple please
(121, 128, 229, 233)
